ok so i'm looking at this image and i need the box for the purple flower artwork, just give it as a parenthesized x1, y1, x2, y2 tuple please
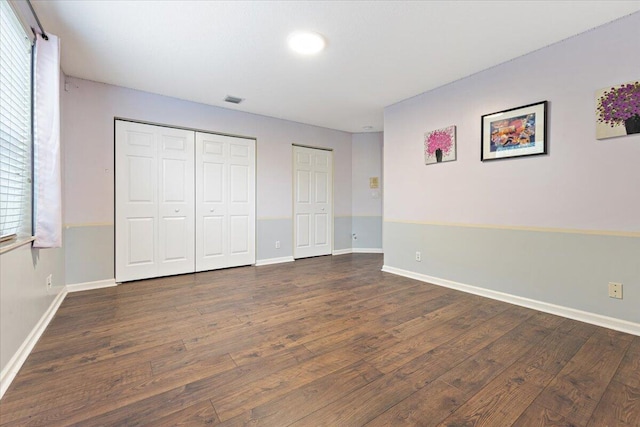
(596, 80, 640, 140)
(425, 125, 456, 165)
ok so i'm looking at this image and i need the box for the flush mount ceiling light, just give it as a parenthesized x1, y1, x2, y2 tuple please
(287, 31, 326, 55)
(362, 126, 374, 131)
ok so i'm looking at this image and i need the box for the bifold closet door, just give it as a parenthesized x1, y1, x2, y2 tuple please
(195, 133, 255, 271)
(115, 121, 195, 282)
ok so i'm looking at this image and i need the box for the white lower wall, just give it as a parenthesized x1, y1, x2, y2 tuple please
(352, 216, 383, 250)
(0, 243, 65, 378)
(64, 225, 113, 284)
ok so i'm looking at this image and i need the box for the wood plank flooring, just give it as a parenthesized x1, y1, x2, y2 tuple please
(1, 254, 638, 426)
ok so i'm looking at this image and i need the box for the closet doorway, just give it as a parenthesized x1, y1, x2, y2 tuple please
(115, 120, 255, 282)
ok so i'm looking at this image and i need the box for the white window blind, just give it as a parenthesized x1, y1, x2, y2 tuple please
(0, 0, 32, 240)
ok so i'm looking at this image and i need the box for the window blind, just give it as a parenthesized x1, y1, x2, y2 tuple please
(0, 0, 32, 240)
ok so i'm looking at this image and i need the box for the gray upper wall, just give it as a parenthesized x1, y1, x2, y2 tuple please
(384, 12, 639, 230)
(62, 77, 353, 225)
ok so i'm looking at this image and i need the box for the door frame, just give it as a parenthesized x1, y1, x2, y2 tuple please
(292, 143, 334, 259)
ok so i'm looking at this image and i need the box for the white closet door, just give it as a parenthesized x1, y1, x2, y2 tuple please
(157, 127, 195, 277)
(195, 133, 255, 271)
(293, 146, 333, 259)
(115, 121, 195, 282)
(116, 121, 158, 282)
(227, 138, 255, 267)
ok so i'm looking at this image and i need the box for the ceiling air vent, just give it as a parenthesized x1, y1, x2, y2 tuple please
(224, 95, 243, 104)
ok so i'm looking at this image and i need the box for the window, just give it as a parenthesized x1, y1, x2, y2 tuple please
(0, 0, 32, 242)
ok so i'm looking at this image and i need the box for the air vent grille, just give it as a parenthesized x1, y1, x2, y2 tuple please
(224, 95, 243, 104)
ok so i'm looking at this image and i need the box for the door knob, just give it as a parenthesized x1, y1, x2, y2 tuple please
(320, 207, 325, 211)
(175, 209, 180, 212)
(210, 209, 215, 212)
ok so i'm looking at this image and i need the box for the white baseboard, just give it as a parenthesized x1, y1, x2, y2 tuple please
(352, 248, 383, 254)
(66, 278, 117, 293)
(255, 256, 295, 266)
(333, 248, 383, 255)
(382, 265, 640, 337)
(1, 278, 118, 399)
(332, 249, 352, 255)
(0, 287, 68, 399)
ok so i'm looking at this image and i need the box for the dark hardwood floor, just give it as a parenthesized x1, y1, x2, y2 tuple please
(1, 254, 638, 426)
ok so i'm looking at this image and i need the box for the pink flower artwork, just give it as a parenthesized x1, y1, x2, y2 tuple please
(424, 125, 456, 164)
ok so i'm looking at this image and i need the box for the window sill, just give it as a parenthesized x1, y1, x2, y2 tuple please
(0, 236, 36, 255)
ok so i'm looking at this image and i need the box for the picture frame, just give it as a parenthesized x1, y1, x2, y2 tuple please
(481, 101, 547, 161)
(595, 80, 640, 140)
(424, 125, 456, 165)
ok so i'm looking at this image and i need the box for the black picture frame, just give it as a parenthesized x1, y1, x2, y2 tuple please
(481, 101, 547, 161)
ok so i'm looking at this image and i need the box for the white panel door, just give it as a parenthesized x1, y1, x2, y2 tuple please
(157, 127, 195, 277)
(195, 133, 255, 271)
(115, 121, 157, 282)
(116, 121, 195, 282)
(293, 146, 332, 259)
(227, 138, 255, 267)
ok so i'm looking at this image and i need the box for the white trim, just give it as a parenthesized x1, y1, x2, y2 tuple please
(66, 279, 117, 293)
(384, 219, 640, 238)
(64, 222, 114, 229)
(0, 287, 67, 399)
(381, 265, 640, 337)
(352, 248, 383, 254)
(255, 256, 295, 266)
(332, 248, 352, 255)
(256, 216, 292, 221)
(0, 236, 35, 255)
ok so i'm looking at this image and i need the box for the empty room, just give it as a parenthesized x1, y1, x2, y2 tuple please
(1, 1, 639, 426)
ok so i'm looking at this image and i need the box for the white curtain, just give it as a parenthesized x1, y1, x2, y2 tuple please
(33, 33, 61, 248)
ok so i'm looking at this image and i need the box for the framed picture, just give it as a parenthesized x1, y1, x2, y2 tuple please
(481, 101, 547, 161)
(596, 80, 640, 140)
(424, 125, 456, 165)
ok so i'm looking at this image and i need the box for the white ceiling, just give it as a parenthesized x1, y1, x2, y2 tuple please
(32, 1, 640, 133)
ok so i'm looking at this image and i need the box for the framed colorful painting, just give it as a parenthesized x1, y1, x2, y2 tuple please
(596, 80, 640, 140)
(424, 125, 456, 165)
(481, 101, 547, 161)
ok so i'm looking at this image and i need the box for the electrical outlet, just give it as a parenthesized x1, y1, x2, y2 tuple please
(46, 274, 52, 288)
(275, 240, 280, 249)
(415, 251, 421, 262)
(352, 233, 358, 240)
(608, 282, 623, 299)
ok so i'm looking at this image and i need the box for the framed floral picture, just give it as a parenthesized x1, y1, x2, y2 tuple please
(596, 80, 640, 140)
(481, 101, 547, 161)
(425, 125, 456, 165)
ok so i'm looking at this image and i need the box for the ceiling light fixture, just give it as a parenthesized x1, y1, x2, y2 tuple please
(287, 31, 326, 55)
(363, 126, 374, 131)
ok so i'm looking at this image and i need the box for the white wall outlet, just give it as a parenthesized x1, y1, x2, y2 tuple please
(46, 274, 52, 288)
(352, 233, 358, 240)
(275, 240, 281, 249)
(415, 251, 421, 262)
(608, 282, 623, 299)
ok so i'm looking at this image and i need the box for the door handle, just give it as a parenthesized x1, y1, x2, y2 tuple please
(320, 207, 325, 211)
(175, 209, 180, 213)
(210, 209, 215, 212)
